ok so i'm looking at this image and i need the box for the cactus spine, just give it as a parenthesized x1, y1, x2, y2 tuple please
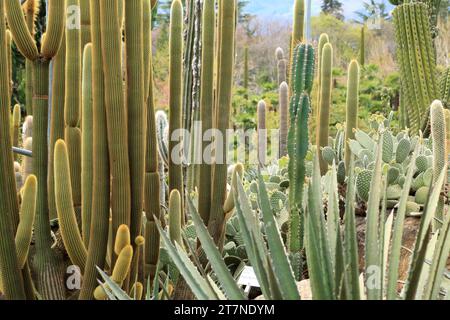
(279, 82, 289, 158)
(168, 0, 184, 223)
(208, 0, 236, 245)
(81, 43, 93, 246)
(79, 0, 111, 299)
(257, 100, 267, 168)
(393, 2, 438, 134)
(344, 60, 360, 170)
(198, 0, 215, 224)
(100, 0, 132, 252)
(0, 0, 25, 299)
(317, 43, 333, 175)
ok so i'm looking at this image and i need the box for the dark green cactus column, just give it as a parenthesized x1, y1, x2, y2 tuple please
(24, 0, 39, 116)
(100, 0, 132, 255)
(48, 35, 66, 220)
(125, 0, 146, 246)
(81, 43, 93, 246)
(317, 43, 333, 175)
(344, 60, 360, 170)
(198, 0, 215, 224)
(79, 0, 111, 299)
(168, 0, 184, 223)
(359, 26, 365, 67)
(0, 0, 26, 299)
(393, 2, 438, 134)
(208, 0, 236, 245)
(292, 0, 304, 47)
(65, 0, 82, 218)
(143, 0, 161, 285)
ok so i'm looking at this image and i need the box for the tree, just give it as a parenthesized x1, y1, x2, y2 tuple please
(321, 0, 344, 21)
(354, 0, 390, 24)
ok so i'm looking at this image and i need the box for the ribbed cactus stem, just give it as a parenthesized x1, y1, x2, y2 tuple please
(0, 0, 25, 299)
(359, 26, 365, 66)
(168, 0, 184, 224)
(23, 0, 38, 116)
(344, 60, 360, 170)
(169, 190, 183, 246)
(12, 104, 21, 160)
(54, 140, 87, 272)
(100, 0, 132, 252)
(80, 0, 91, 49)
(15, 175, 37, 269)
(279, 82, 289, 158)
(316, 33, 329, 117)
(81, 43, 93, 246)
(79, 0, 111, 299)
(258, 100, 267, 168)
(65, 0, 82, 216)
(276, 47, 287, 86)
(198, 0, 215, 224)
(292, 0, 304, 47)
(6, 30, 12, 98)
(208, 0, 236, 245)
(317, 43, 333, 175)
(125, 0, 146, 245)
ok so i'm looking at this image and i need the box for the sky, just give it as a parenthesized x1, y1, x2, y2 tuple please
(246, 0, 395, 21)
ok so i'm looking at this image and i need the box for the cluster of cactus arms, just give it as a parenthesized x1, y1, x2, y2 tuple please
(287, 43, 315, 279)
(392, 2, 439, 134)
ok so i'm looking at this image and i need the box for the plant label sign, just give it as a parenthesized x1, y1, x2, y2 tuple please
(237, 266, 260, 291)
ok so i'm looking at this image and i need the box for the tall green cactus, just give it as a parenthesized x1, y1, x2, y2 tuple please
(257, 100, 267, 168)
(315, 33, 329, 121)
(317, 43, 333, 175)
(79, 0, 111, 299)
(143, 0, 161, 285)
(279, 82, 289, 158)
(393, 2, 438, 134)
(276, 47, 286, 86)
(125, 0, 146, 248)
(344, 60, 360, 170)
(169, 190, 182, 246)
(6, 0, 66, 299)
(208, 0, 236, 245)
(100, 0, 132, 254)
(23, 0, 39, 116)
(12, 104, 21, 160)
(168, 0, 184, 225)
(65, 0, 82, 218)
(292, 0, 304, 47)
(359, 26, 365, 66)
(439, 67, 449, 107)
(430, 100, 447, 224)
(287, 43, 314, 279)
(6, 30, 12, 99)
(81, 43, 93, 247)
(198, 0, 215, 224)
(0, 0, 26, 299)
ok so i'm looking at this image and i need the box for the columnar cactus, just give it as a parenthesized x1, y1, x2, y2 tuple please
(79, 0, 111, 299)
(257, 100, 267, 168)
(81, 44, 93, 246)
(65, 0, 82, 218)
(276, 47, 287, 85)
(279, 82, 289, 158)
(143, 0, 161, 285)
(12, 104, 21, 158)
(23, 0, 39, 116)
(316, 33, 329, 118)
(208, 0, 236, 245)
(344, 60, 360, 170)
(292, 0, 304, 47)
(359, 26, 365, 66)
(6, 30, 12, 98)
(125, 0, 146, 247)
(0, 0, 26, 299)
(317, 43, 333, 175)
(100, 0, 132, 251)
(198, 0, 215, 224)
(393, 2, 438, 134)
(169, 190, 183, 246)
(168, 0, 184, 224)
(439, 67, 449, 107)
(6, 0, 66, 299)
